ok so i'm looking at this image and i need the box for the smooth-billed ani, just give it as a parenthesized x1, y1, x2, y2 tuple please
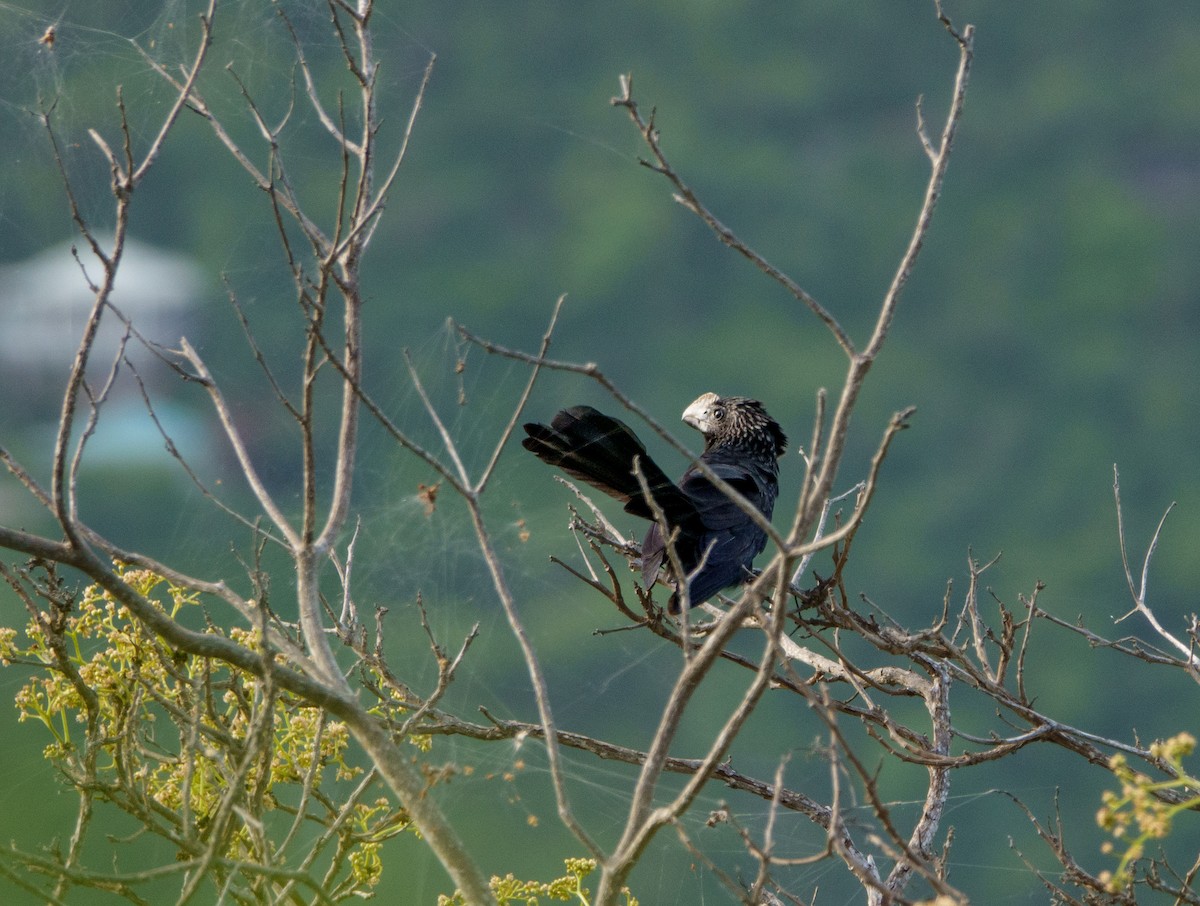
(521, 393, 787, 610)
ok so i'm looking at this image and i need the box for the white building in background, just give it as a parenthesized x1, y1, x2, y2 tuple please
(0, 235, 204, 368)
(0, 235, 210, 467)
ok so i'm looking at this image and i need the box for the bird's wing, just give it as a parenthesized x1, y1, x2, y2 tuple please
(678, 460, 772, 532)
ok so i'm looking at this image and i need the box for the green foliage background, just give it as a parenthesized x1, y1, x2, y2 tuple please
(1, 0, 1199, 901)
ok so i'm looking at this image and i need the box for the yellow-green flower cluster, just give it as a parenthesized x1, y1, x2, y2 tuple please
(1097, 732, 1200, 892)
(437, 857, 639, 905)
(3, 566, 421, 896)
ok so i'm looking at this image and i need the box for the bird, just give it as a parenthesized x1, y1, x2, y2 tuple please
(521, 393, 787, 611)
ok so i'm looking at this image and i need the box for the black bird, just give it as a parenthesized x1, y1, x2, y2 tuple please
(522, 393, 787, 610)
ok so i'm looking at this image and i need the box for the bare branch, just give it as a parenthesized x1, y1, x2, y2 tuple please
(176, 338, 300, 549)
(610, 73, 853, 357)
(1111, 465, 1194, 661)
(474, 295, 566, 494)
(129, 0, 218, 185)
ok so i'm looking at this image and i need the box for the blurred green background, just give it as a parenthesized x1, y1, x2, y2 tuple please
(1, 1, 1199, 902)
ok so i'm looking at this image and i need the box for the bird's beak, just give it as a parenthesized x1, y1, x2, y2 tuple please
(682, 392, 720, 433)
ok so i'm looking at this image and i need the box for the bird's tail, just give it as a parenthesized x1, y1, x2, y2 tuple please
(521, 406, 687, 521)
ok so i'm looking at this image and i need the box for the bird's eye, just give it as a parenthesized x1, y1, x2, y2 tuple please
(713, 406, 725, 420)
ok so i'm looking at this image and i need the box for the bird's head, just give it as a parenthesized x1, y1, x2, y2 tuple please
(682, 392, 788, 459)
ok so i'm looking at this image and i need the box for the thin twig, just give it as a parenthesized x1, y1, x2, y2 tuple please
(1112, 464, 1192, 662)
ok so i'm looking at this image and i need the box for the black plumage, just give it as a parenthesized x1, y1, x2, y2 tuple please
(521, 393, 787, 611)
